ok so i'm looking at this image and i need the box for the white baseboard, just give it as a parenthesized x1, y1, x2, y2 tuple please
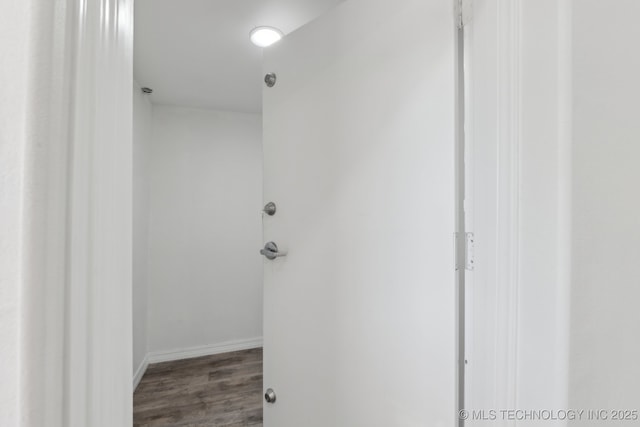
(133, 354, 150, 391)
(133, 337, 263, 389)
(146, 337, 263, 365)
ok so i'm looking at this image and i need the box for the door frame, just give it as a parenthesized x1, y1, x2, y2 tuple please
(2, 0, 134, 425)
(4, 0, 573, 425)
(463, 0, 572, 419)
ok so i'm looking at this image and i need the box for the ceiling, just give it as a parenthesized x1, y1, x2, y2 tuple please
(134, 0, 345, 113)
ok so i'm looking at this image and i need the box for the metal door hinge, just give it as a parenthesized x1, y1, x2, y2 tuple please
(263, 201, 277, 216)
(465, 232, 475, 271)
(455, 232, 475, 271)
(264, 388, 276, 403)
(265, 73, 277, 87)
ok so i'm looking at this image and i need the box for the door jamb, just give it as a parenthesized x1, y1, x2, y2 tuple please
(10, 0, 134, 425)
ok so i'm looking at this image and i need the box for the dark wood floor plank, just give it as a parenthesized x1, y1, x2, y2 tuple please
(134, 348, 263, 427)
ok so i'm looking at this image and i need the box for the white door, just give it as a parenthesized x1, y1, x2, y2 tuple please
(262, 0, 457, 425)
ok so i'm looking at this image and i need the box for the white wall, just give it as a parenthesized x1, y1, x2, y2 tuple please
(569, 0, 640, 414)
(146, 105, 263, 355)
(133, 81, 152, 378)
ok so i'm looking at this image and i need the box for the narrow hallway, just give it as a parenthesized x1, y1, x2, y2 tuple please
(133, 349, 263, 427)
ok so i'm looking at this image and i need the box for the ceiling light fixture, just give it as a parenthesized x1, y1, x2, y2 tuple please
(250, 26, 284, 47)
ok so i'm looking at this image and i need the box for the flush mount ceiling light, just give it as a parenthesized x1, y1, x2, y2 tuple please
(250, 26, 284, 47)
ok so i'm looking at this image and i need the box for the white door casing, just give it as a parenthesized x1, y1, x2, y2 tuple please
(262, 0, 458, 425)
(0, 0, 134, 426)
(463, 0, 571, 424)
